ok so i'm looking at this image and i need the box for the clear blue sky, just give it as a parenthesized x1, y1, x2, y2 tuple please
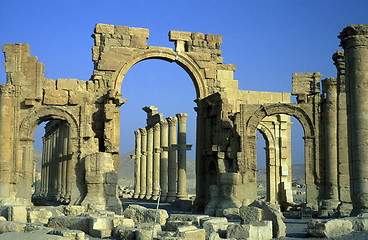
(1, 0, 367, 164)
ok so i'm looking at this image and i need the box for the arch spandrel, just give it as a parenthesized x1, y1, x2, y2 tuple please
(111, 47, 208, 99)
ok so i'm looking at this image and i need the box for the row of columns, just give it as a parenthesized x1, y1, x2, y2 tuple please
(132, 111, 191, 202)
(38, 120, 71, 203)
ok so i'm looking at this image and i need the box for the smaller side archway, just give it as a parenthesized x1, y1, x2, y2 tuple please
(244, 103, 321, 210)
(16, 106, 80, 203)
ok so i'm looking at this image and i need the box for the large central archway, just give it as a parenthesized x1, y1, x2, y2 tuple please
(112, 47, 207, 99)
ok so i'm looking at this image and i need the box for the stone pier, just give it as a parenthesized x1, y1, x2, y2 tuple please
(339, 25, 368, 215)
(160, 120, 169, 199)
(139, 128, 147, 199)
(133, 130, 141, 199)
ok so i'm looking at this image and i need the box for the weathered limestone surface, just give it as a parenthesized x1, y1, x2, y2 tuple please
(123, 204, 168, 225)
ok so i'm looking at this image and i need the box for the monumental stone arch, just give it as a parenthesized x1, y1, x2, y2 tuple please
(1, 23, 368, 217)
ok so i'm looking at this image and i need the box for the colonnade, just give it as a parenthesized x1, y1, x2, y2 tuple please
(132, 107, 191, 202)
(38, 120, 71, 203)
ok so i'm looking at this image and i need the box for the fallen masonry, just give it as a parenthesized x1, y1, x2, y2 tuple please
(0, 201, 367, 239)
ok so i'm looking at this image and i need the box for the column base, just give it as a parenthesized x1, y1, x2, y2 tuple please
(176, 192, 188, 200)
(318, 199, 340, 217)
(166, 192, 177, 203)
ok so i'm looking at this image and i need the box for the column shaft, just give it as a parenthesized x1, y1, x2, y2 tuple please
(166, 117, 177, 202)
(139, 128, 147, 199)
(152, 123, 161, 200)
(145, 127, 154, 200)
(133, 130, 141, 199)
(176, 113, 189, 200)
(160, 121, 169, 199)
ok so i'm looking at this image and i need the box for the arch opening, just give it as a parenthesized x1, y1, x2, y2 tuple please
(118, 59, 197, 199)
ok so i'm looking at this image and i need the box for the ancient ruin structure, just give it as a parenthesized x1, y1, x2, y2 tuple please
(0, 23, 367, 217)
(132, 107, 192, 203)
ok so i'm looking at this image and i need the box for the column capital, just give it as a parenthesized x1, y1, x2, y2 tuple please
(176, 113, 188, 123)
(134, 129, 141, 136)
(339, 25, 368, 49)
(160, 120, 169, 127)
(153, 122, 161, 131)
(166, 117, 178, 126)
(146, 127, 154, 134)
(332, 50, 345, 75)
(139, 128, 147, 136)
(322, 77, 338, 93)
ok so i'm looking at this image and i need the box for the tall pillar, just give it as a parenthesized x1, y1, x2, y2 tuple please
(40, 136, 46, 196)
(160, 120, 169, 200)
(176, 113, 190, 200)
(166, 117, 177, 202)
(321, 78, 340, 212)
(333, 50, 352, 215)
(139, 128, 147, 199)
(145, 127, 154, 200)
(133, 130, 141, 199)
(61, 124, 69, 202)
(339, 25, 368, 215)
(44, 135, 51, 197)
(152, 123, 161, 200)
(56, 126, 63, 201)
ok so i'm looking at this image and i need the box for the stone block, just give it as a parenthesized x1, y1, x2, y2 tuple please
(221, 207, 240, 220)
(8, 205, 27, 223)
(114, 25, 130, 35)
(113, 226, 136, 240)
(123, 205, 168, 225)
(63, 205, 86, 216)
(0, 221, 26, 233)
(0, 232, 68, 239)
(201, 217, 228, 239)
(43, 89, 68, 105)
(50, 229, 86, 240)
(227, 221, 272, 240)
(239, 206, 263, 224)
(168, 214, 209, 226)
(113, 216, 135, 228)
(166, 220, 192, 231)
(28, 207, 53, 224)
(130, 36, 148, 49)
(129, 27, 149, 38)
(169, 31, 192, 41)
(95, 23, 115, 34)
(176, 225, 206, 240)
(250, 200, 286, 238)
(0, 216, 6, 221)
(57, 78, 79, 91)
(347, 217, 368, 231)
(191, 32, 205, 40)
(135, 228, 157, 240)
(307, 219, 353, 238)
(205, 34, 222, 43)
(48, 215, 90, 233)
(69, 91, 92, 105)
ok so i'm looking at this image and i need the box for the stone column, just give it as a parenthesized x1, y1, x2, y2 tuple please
(339, 25, 368, 215)
(145, 127, 154, 200)
(133, 130, 141, 199)
(176, 113, 190, 200)
(333, 50, 352, 215)
(139, 128, 147, 199)
(56, 127, 63, 201)
(166, 117, 177, 202)
(321, 78, 340, 212)
(152, 123, 161, 200)
(44, 135, 51, 197)
(160, 120, 169, 200)
(61, 124, 69, 202)
(40, 136, 46, 197)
